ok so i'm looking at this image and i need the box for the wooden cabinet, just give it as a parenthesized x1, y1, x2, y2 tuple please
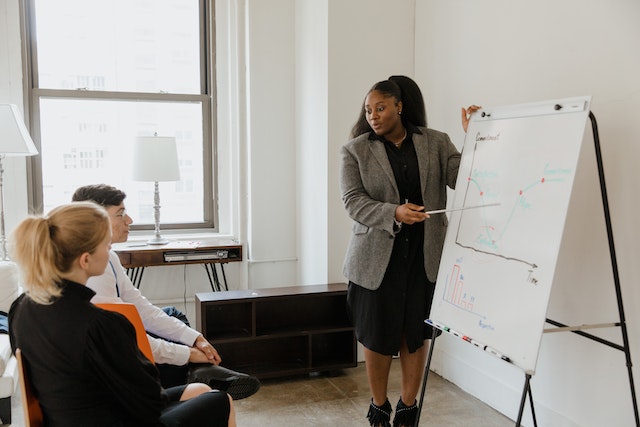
(196, 283, 357, 379)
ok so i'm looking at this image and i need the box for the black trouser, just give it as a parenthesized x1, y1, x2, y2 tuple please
(151, 306, 192, 388)
(160, 386, 230, 427)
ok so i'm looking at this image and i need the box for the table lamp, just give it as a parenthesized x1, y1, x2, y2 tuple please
(132, 135, 180, 245)
(0, 104, 39, 260)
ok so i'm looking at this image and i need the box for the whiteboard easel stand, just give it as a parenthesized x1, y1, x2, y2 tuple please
(414, 328, 438, 427)
(414, 329, 540, 427)
(415, 112, 639, 427)
(515, 373, 537, 427)
(543, 111, 638, 426)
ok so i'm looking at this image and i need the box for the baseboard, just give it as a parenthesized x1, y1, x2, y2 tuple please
(430, 345, 580, 427)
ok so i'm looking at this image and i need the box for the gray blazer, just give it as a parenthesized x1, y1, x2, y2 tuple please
(340, 127, 461, 290)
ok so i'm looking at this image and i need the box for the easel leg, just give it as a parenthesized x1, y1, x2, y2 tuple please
(515, 374, 537, 427)
(590, 112, 640, 426)
(414, 330, 438, 427)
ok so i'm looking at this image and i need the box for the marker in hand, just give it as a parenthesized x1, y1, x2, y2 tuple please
(425, 202, 501, 215)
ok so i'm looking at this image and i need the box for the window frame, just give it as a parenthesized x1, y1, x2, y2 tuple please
(20, 0, 218, 232)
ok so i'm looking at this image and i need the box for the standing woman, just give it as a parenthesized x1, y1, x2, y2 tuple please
(340, 75, 478, 427)
(9, 202, 236, 427)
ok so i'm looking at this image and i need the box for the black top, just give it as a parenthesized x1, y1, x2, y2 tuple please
(9, 280, 168, 427)
(370, 124, 425, 242)
(370, 124, 424, 206)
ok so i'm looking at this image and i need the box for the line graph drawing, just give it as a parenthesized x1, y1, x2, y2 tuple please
(454, 138, 574, 268)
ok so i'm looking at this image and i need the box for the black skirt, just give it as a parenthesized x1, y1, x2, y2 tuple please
(347, 222, 438, 355)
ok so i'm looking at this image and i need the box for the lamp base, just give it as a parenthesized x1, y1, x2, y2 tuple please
(147, 236, 169, 245)
(147, 181, 170, 246)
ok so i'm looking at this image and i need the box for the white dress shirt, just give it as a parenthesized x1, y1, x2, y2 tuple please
(87, 251, 200, 365)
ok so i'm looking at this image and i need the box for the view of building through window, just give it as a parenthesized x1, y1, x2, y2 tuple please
(29, 0, 211, 227)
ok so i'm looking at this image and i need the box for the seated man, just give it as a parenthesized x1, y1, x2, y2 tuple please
(72, 184, 260, 400)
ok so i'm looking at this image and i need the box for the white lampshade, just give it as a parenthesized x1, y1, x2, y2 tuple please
(0, 104, 39, 156)
(0, 104, 39, 260)
(132, 136, 180, 182)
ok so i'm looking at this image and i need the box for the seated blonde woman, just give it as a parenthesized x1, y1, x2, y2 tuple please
(9, 201, 236, 427)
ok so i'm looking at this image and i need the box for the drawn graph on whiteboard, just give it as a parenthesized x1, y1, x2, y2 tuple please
(432, 97, 591, 374)
(454, 137, 574, 268)
(441, 260, 484, 319)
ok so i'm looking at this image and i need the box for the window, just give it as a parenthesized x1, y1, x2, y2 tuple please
(23, 0, 215, 230)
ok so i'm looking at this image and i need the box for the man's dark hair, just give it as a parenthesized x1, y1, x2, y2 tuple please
(72, 184, 126, 207)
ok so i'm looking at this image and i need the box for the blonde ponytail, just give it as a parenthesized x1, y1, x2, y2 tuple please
(10, 202, 110, 304)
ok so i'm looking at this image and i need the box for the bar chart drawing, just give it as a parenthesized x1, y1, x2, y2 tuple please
(442, 261, 481, 318)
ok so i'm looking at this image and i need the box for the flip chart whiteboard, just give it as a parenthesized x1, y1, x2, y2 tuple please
(429, 96, 591, 374)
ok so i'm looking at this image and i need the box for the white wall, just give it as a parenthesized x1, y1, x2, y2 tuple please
(235, 0, 417, 289)
(295, 0, 329, 284)
(243, 0, 299, 288)
(326, 0, 417, 285)
(416, 1, 640, 426)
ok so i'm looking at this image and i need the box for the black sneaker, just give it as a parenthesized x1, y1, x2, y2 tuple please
(187, 364, 261, 400)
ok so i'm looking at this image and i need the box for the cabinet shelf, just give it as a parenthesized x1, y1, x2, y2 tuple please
(196, 283, 356, 379)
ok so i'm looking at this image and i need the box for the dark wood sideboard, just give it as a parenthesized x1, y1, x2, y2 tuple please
(196, 283, 356, 379)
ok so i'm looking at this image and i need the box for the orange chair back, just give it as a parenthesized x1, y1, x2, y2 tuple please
(16, 348, 44, 427)
(95, 303, 155, 363)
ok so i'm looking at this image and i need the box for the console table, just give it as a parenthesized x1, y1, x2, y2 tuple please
(196, 283, 357, 379)
(113, 238, 242, 292)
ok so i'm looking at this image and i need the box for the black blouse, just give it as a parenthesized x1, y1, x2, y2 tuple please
(9, 280, 167, 427)
(370, 124, 424, 206)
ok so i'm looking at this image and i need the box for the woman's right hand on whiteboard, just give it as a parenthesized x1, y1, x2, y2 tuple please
(395, 202, 430, 225)
(461, 105, 482, 132)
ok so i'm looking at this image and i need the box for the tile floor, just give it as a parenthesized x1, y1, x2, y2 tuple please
(8, 359, 515, 426)
(234, 359, 514, 426)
